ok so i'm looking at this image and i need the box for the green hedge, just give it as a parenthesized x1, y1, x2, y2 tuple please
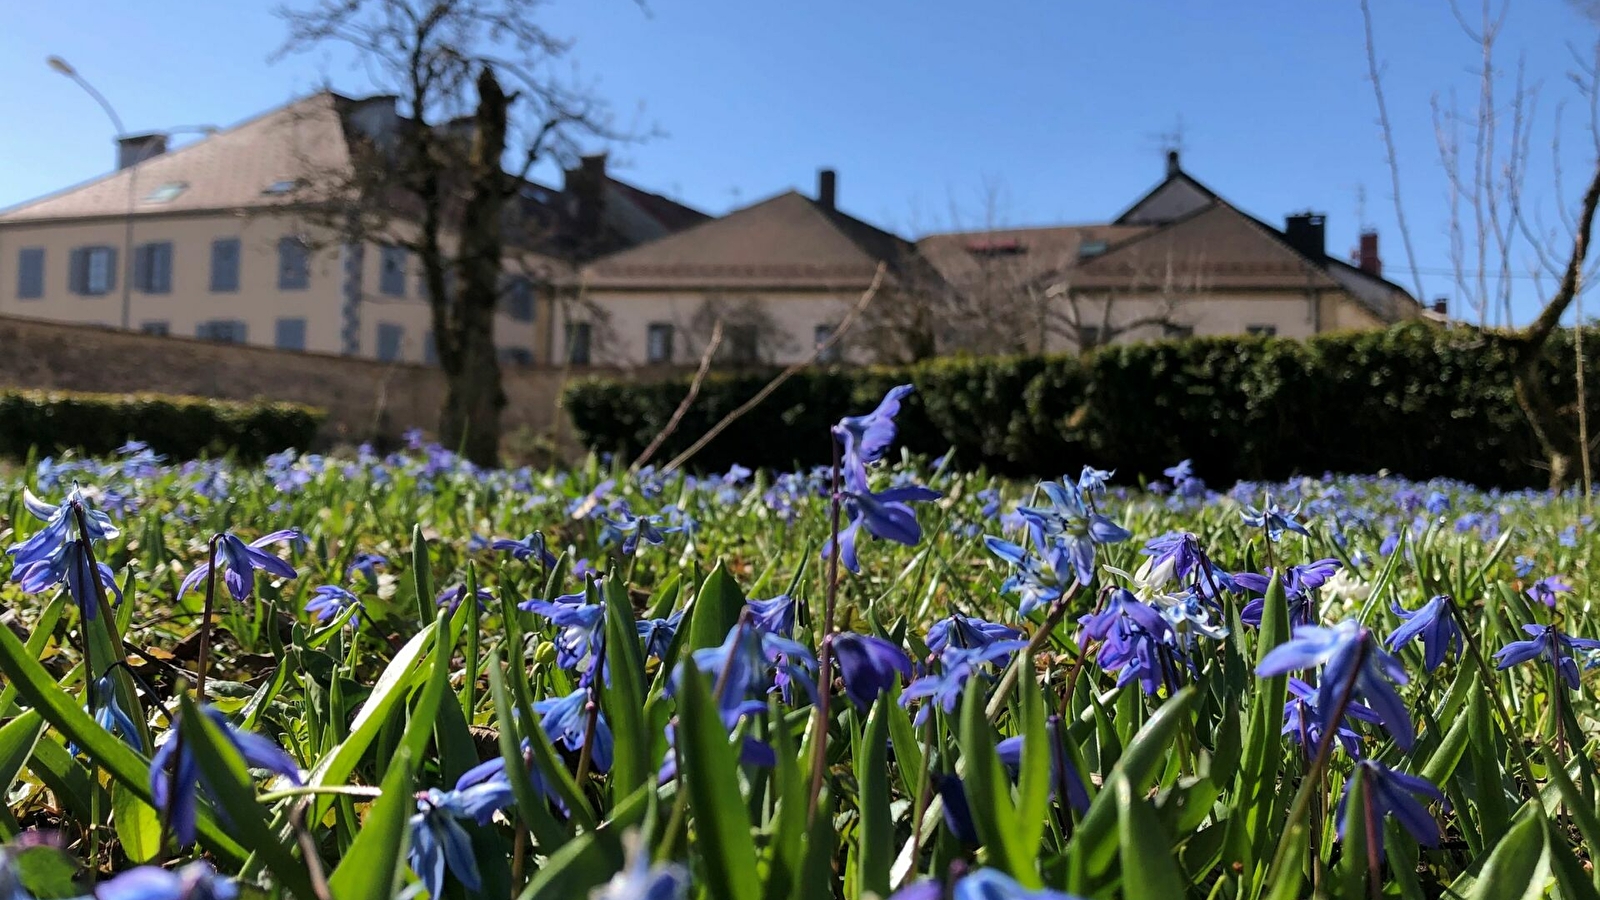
(0, 390, 325, 461)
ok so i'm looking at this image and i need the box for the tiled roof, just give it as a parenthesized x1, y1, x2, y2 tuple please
(916, 223, 1149, 293)
(0, 92, 352, 223)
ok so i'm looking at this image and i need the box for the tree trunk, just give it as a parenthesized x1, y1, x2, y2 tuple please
(438, 66, 511, 465)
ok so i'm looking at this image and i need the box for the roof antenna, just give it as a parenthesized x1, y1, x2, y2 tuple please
(1147, 114, 1187, 177)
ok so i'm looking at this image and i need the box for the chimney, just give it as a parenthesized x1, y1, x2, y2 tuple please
(1432, 297, 1448, 316)
(563, 153, 609, 256)
(818, 168, 837, 211)
(1356, 230, 1382, 276)
(117, 133, 167, 171)
(1283, 212, 1327, 260)
(1165, 149, 1181, 178)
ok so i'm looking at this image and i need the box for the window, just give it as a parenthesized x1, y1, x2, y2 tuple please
(196, 319, 247, 343)
(725, 324, 759, 364)
(1163, 323, 1194, 339)
(134, 242, 174, 294)
(275, 317, 308, 351)
(1078, 326, 1102, 349)
(1077, 239, 1109, 259)
(646, 323, 674, 364)
(144, 182, 188, 203)
(379, 245, 407, 297)
(566, 322, 592, 365)
(377, 323, 405, 361)
(1246, 324, 1278, 337)
(503, 276, 534, 321)
(424, 331, 438, 366)
(210, 239, 240, 292)
(16, 248, 44, 299)
(814, 323, 840, 363)
(263, 179, 297, 195)
(499, 347, 534, 366)
(139, 321, 170, 336)
(278, 237, 310, 290)
(69, 246, 116, 296)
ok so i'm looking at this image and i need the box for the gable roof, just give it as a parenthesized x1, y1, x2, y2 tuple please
(581, 190, 927, 290)
(916, 223, 1149, 293)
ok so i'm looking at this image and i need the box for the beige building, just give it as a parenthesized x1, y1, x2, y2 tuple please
(562, 153, 1424, 368)
(0, 91, 703, 366)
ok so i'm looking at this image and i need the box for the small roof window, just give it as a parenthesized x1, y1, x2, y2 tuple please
(263, 178, 298, 195)
(1078, 239, 1109, 259)
(144, 182, 188, 203)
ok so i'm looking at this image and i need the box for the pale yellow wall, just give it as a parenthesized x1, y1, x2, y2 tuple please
(0, 211, 550, 364)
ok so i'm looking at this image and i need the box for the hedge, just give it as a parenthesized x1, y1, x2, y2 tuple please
(564, 323, 1600, 488)
(0, 389, 325, 461)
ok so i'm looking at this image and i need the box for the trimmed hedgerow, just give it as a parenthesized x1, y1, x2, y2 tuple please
(0, 389, 325, 461)
(564, 323, 1600, 487)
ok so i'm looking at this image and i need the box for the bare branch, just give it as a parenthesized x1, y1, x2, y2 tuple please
(1361, 0, 1429, 306)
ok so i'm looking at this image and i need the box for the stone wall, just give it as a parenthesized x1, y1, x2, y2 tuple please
(0, 314, 618, 452)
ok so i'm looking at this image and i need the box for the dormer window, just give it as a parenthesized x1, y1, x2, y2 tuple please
(965, 239, 1027, 258)
(263, 179, 297, 195)
(1078, 239, 1109, 259)
(144, 182, 188, 203)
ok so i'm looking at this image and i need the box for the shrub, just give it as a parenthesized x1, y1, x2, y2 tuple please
(563, 323, 1600, 487)
(0, 389, 325, 461)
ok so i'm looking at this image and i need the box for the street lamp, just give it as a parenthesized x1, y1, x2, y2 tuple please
(47, 56, 216, 332)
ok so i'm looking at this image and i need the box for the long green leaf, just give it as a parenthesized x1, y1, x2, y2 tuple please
(853, 696, 893, 900)
(600, 571, 652, 798)
(327, 748, 416, 900)
(1448, 803, 1549, 900)
(958, 677, 1034, 886)
(111, 781, 161, 863)
(686, 561, 744, 652)
(1014, 653, 1052, 855)
(1116, 773, 1187, 899)
(677, 664, 760, 900)
(0, 710, 45, 840)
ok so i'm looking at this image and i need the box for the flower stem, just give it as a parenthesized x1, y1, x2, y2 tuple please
(806, 437, 844, 822)
(1362, 772, 1383, 900)
(196, 534, 222, 702)
(1447, 599, 1539, 793)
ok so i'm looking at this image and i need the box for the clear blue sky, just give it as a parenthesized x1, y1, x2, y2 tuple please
(1, 1, 1593, 323)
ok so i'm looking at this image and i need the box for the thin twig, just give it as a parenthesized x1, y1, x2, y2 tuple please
(629, 320, 723, 472)
(662, 264, 885, 474)
(1361, 0, 1429, 307)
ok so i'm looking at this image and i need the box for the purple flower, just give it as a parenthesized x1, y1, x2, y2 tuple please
(1257, 620, 1413, 750)
(1336, 760, 1443, 856)
(824, 455, 941, 575)
(636, 610, 685, 661)
(835, 384, 914, 466)
(830, 632, 912, 709)
(747, 594, 797, 638)
(677, 624, 818, 729)
(521, 592, 605, 684)
(925, 615, 1023, 656)
(95, 862, 237, 900)
(1241, 495, 1312, 541)
(178, 529, 302, 602)
(1141, 531, 1206, 582)
(436, 583, 494, 614)
(491, 533, 558, 568)
(900, 642, 1022, 726)
(345, 552, 387, 586)
(151, 706, 303, 848)
(932, 773, 979, 844)
(535, 688, 612, 773)
(1283, 677, 1380, 757)
(599, 504, 677, 556)
(1386, 595, 1461, 672)
(6, 486, 121, 619)
(995, 717, 1091, 815)
(1016, 481, 1130, 585)
(1525, 576, 1572, 608)
(1494, 624, 1600, 690)
(1079, 589, 1179, 695)
(305, 585, 362, 626)
(656, 722, 775, 783)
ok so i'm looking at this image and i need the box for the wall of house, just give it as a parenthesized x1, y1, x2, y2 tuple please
(558, 289, 866, 366)
(0, 212, 550, 365)
(1037, 291, 1323, 351)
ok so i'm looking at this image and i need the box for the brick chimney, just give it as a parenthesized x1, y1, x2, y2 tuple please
(1165, 149, 1181, 178)
(818, 168, 837, 211)
(117, 133, 167, 171)
(1283, 212, 1327, 260)
(564, 153, 609, 255)
(1432, 297, 1448, 316)
(1356, 230, 1382, 276)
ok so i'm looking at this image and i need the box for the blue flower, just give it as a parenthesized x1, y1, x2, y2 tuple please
(1079, 589, 1179, 695)
(151, 706, 303, 848)
(599, 503, 678, 556)
(409, 790, 482, 900)
(534, 688, 613, 773)
(178, 529, 302, 602)
(636, 609, 685, 660)
(306, 585, 362, 626)
(491, 533, 558, 568)
(1494, 624, 1600, 690)
(1077, 466, 1115, 497)
(1241, 495, 1312, 540)
(984, 536, 1071, 616)
(1424, 491, 1451, 515)
(925, 614, 1023, 656)
(932, 773, 979, 844)
(91, 675, 141, 749)
(656, 722, 775, 782)
(521, 593, 605, 685)
(900, 642, 1021, 726)
(953, 869, 1088, 900)
(835, 384, 914, 466)
(345, 552, 387, 586)
(1283, 677, 1380, 757)
(1335, 760, 1443, 856)
(747, 594, 797, 637)
(1256, 619, 1414, 750)
(591, 833, 689, 900)
(830, 632, 912, 709)
(1386, 595, 1461, 672)
(995, 716, 1091, 815)
(6, 486, 121, 619)
(95, 862, 238, 900)
(1525, 575, 1572, 608)
(1141, 531, 1206, 582)
(1513, 555, 1536, 577)
(1163, 460, 1206, 499)
(1016, 481, 1131, 585)
(677, 624, 818, 729)
(436, 583, 494, 614)
(824, 456, 940, 574)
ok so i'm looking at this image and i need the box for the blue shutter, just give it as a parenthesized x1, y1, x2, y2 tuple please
(275, 318, 307, 351)
(380, 245, 407, 296)
(154, 243, 173, 293)
(377, 323, 404, 361)
(211, 239, 240, 292)
(102, 247, 118, 294)
(16, 249, 44, 299)
(133, 245, 148, 292)
(68, 248, 84, 295)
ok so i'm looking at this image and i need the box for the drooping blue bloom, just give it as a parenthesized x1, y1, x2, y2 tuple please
(599, 503, 678, 556)
(409, 789, 482, 900)
(1256, 619, 1414, 750)
(932, 773, 979, 843)
(835, 384, 914, 466)
(830, 632, 913, 709)
(490, 533, 558, 568)
(676, 623, 818, 728)
(345, 552, 388, 587)
(94, 861, 239, 900)
(636, 609, 685, 660)
(1525, 576, 1572, 608)
(1494, 624, 1600, 690)
(1237, 559, 1342, 628)
(1335, 760, 1443, 856)
(1079, 589, 1180, 695)
(1240, 495, 1313, 540)
(1282, 677, 1380, 757)
(900, 642, 1023, 726)
(590, 836, 689, 900)
(436, 583, 494, 614)
(925, 614, 1023, 656)
(1424, 491, 1451, 515)
(522, 593, 605, 685)
(90, 675, 141, 749)
(151, 706, 303, 848)
(1163, 459, 1207, 500)
(1141, 531, 1206, 582)
(1513, 555, 1536, 578)
(6, 486, 122, 619)
(1016, 480, 1131, 585)
(984, 536, 1071, 616)
(1386, 595, 1461, 672)
(178, 529, 302, 602)
(824, 454, 941, 575)
(305, 585, 362, 626)
(534, 688, 613, 773)
(1158, 590, 1230, 650)
(1077, 466, 1115, 497)
(747, 594, 798, 637)
(995, 717, 1091, 815)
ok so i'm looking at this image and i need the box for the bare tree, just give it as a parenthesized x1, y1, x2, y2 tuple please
(274, 0, 615, 464)
(1044, 248, 1206, 352)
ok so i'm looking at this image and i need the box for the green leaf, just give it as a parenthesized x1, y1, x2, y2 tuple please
(0, 709, 45, 840)
(883, 680, 923, 803)
(111, 780, 162, 863)
(1116, 774, 1187, 899)
(11, 845, 81, 900)
(1537, 747, 1600, 894)
(762, 698, 809, 900)
(487, 649, 569, 854)
(411, 524, 433, 624)
(1448, 803, 1550, 900)
(600, 571, 652, 798)
(1014, 653, 1052, 855)
(0, 617, 247, 864)
(178, 696, 318, 900)
(677, 663, 760, 900)
(958, 676, 1034, 886)
(327, 748, 416, 900)
(853, 696, 893, 900)
(0, 593, 65, 718)
(1542, 813, 1600, 900)
(686, 561, 744, 652)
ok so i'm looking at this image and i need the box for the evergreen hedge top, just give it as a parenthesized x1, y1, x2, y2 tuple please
(564, 323, 1583, 488)
(0, 389, 325, 461)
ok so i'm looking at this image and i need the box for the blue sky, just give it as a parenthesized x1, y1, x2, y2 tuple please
(1, 1, 1593, 323)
